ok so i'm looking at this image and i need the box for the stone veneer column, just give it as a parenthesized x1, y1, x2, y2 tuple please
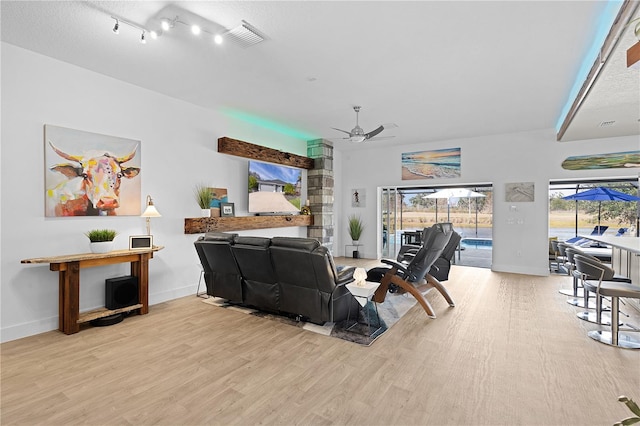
(306, 139, 334, 251)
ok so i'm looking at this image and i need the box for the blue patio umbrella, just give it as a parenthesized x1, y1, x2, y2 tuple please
(562, 187, 640, 235)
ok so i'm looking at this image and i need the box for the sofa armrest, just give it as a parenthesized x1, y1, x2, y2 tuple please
(336, 266, 356, 284)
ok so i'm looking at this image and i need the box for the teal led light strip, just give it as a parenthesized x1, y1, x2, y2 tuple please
(556, 0, 624, 132)
(221, 108, 319, 140)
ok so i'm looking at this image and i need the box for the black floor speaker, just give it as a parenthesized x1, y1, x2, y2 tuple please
(105, 276, 139, 310)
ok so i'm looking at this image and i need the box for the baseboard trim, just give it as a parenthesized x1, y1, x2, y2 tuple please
(1, 283, 198, 343)
(491, 263, 550, 276)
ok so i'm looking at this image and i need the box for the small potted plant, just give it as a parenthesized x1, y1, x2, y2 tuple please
(194, 184, 213, 217)
(348, 214, 364, 245)
(86, 229, 117, 253)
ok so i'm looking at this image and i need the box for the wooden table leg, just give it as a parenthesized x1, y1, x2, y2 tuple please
(131, 253, 150, 315)
(59, 261, 80, 335)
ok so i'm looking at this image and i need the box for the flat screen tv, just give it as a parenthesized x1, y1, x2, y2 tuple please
(248, 160, 302, 214)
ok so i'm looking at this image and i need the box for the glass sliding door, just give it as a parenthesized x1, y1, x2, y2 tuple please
(381, 187, 400, 258)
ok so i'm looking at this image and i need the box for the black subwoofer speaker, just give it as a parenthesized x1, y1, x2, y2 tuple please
(105, 276, 139, 310)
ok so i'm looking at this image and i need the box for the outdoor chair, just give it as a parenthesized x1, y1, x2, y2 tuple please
(565, 225, 609, 245)
(615, 228, 628, 236)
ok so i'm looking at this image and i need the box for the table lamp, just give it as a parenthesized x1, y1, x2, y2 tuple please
(141, 195, 161, 235)
(353, 267, 368, 287)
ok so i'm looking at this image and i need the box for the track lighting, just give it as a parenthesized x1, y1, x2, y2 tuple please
(111, 16, 152, 46)
(157, 15, 226, 45)
(108, 14, 266, 49)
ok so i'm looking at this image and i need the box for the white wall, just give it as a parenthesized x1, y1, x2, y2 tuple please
(0, 44, 308, 342)
(2, 43, 638, 342)
(339, 129, 638, 275)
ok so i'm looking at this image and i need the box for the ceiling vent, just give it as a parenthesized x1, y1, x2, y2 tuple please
(598, 120, 616, 127)
(226, 20, 266, 48)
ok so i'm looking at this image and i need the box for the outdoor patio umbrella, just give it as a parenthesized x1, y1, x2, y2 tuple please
(562, 187, 640, 235)
(425, 188, 485, 222)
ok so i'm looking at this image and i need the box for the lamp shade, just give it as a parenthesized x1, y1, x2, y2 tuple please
(141, 204, 161, 218)
(141, 195, 161, 217)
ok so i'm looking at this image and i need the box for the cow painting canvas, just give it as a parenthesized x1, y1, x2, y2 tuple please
(45, 125, 141, 217)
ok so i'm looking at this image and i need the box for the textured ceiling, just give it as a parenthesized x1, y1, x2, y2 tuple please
(559, 5, 640, 142)
(1, 1, 636, 150)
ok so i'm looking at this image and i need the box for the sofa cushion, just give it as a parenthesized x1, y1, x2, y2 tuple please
(271, 237, 320, 252)
(201, 232, 237, 242)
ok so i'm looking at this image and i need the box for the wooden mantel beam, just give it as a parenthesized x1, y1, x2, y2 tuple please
(218, 137, 314, 170)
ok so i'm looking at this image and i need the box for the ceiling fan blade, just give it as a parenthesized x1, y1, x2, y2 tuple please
(331, 127, 352, 136)
(365, 125, 385, 139)
(365, 135, 396, 142)
(382, 123, 399, 129)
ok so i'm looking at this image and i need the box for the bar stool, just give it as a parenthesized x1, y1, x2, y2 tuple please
(558, 242, 579, 297)
(572, 250, 631, 322)
(550, 240, 561, 273)
(573, 254, 640, 349)
(564, 247, 597, 308)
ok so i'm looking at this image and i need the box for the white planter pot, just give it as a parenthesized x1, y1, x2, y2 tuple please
(352, 240, 360, 245)
(90, 241, 114, 254)
(201, 209, 211, 218)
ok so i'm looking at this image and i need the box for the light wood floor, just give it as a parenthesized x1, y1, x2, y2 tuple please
(2, 264, 639, 425)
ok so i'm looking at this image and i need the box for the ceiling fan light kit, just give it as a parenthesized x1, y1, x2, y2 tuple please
(332, 106, 397, 143)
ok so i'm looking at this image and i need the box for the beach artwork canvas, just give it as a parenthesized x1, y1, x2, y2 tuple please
(401, 148, 461, 180)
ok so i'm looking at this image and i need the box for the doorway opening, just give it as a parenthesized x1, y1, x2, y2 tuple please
(548, 178, 639, 241)
(380, 184, 493, 268)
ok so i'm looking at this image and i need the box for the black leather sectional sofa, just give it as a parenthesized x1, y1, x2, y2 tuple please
(194, 233, 360, 324)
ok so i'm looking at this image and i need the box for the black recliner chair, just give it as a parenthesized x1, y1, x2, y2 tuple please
(370, 223, 456, 319)
(195, 232, 243, 303)
(395, 223, 461, 282)
(430, 230, 461, 282)
(231, 236, 279, 312)
(270, 237, 358, 324)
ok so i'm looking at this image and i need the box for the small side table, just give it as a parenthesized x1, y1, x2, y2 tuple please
(345, 281, 383, 338)
(345, 244, 362, 258)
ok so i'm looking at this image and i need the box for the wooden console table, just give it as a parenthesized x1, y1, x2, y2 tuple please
(21, 246, 163, 335)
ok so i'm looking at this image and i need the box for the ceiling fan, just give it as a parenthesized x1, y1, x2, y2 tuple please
(332, 106, 397, 143)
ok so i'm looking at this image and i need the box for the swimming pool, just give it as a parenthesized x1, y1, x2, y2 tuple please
(461, 238, 493, 249)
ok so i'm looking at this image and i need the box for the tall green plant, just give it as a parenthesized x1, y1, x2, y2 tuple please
(194, 184, 213, 209)
(348, 215, 364, 241)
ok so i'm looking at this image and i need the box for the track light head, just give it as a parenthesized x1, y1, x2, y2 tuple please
(140, 31, 146, 44)
(112, 19, 119, 34)
(161, 18, 171, 31)
(214, 34, 223, 44)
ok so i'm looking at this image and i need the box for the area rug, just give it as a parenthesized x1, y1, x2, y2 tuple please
(201, 289, 426, 346)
